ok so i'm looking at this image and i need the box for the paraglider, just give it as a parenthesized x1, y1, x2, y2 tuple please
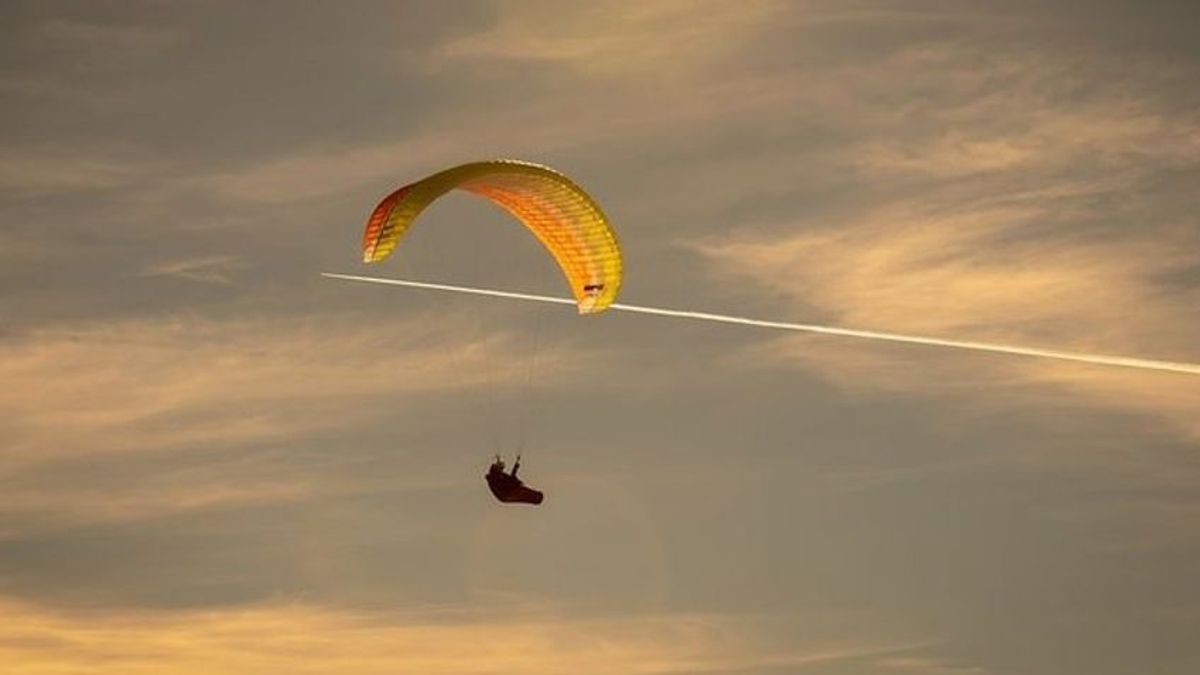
(359, 159, 623, 506)
(361, 159, 622, 314)
(484, 455, 544, 505)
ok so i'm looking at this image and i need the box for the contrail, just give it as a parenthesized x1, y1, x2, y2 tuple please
(322, 272, 1200, 376)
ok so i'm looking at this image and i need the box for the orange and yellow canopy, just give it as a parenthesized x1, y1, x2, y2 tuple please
(362, 160, 622, 314)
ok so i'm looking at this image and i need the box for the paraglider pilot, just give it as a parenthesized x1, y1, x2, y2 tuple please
(486, 455, 544, 505)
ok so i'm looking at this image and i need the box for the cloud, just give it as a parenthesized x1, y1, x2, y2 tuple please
(140, 255, 246, 284)
(844, 47, 1200, 178)
(194, 73, 798, 207)
(0, 73, 124, 108)
(194, 4, 808, 208)
(436, 1, 781, 78)
(199, 134, 471, 204)
(0, 228, 52, 263)
(593, 20, 1200, 232)
(0, 147, 162, 197)
(0, 598, 923, 675)
(0, 311, 594, 526)
(0, 470, 320, 537)
(683, 32, 1200, 439)
(38, 18, 182, 52)
(696, 205, 1200, 441)
(876, 655, 988, 675)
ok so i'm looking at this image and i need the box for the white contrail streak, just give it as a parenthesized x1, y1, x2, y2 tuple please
(322, 272, 1200, 376)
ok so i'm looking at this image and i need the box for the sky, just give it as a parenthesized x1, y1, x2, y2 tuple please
(2, 1, 1199, 673)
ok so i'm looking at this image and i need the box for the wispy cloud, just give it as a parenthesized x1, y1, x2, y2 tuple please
(199, 134, 469, 204)
(0, 315, 583, 460)
(0, 147, 162, 197)
(685, 33, 1200, 438)
(197, 3, 801, 207)
(0, 598, 923, 675)
(696, 208, 1200, 442)
(140, 255, 245, 284)
(436, 1, 781, 78)
(0, 312, 594, 527)
(0, 469, 321, 536)
(876, 655, 988, 675)
(38, 18, 182, 52)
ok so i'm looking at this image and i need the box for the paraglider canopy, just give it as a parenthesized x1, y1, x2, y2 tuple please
(361, 159, 622, 314)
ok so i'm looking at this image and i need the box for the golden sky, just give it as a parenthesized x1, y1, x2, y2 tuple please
(2, 1, 1199, 673)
